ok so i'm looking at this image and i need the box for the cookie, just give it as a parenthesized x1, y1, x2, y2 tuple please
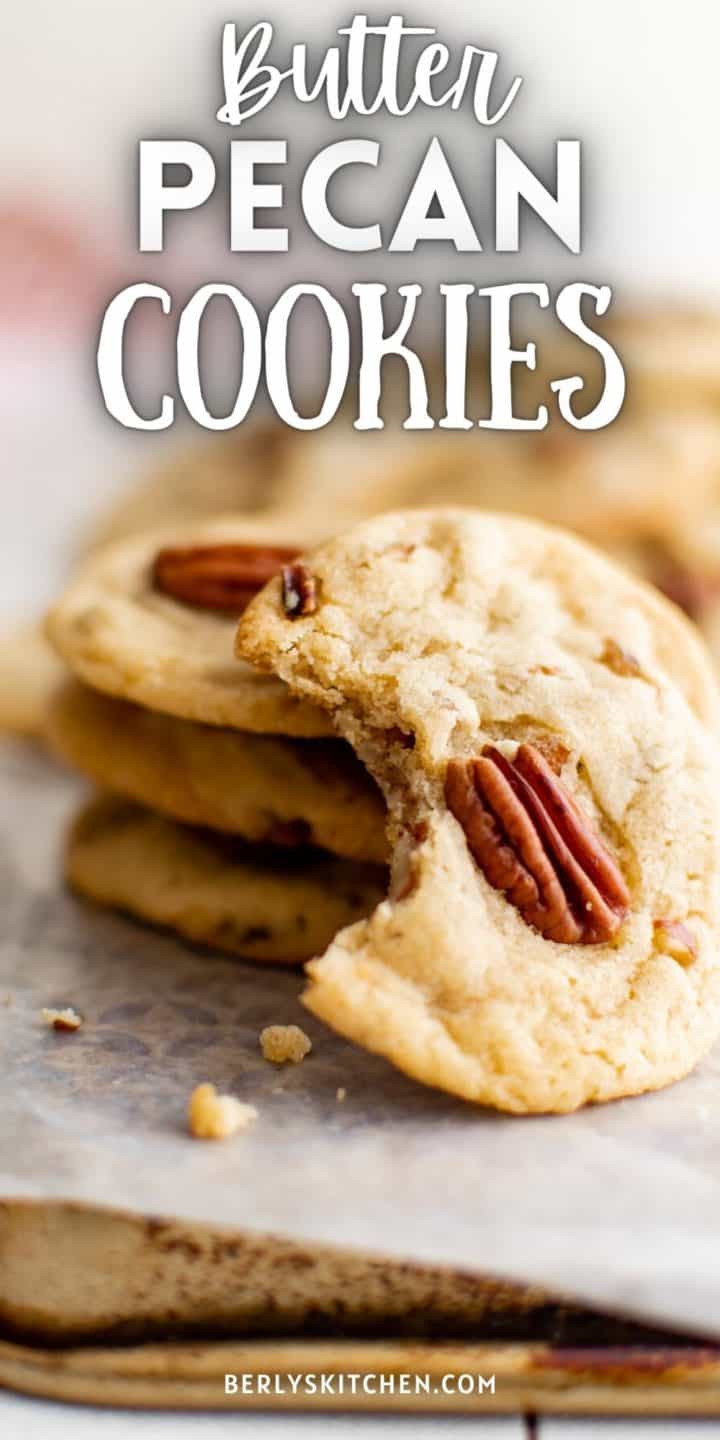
(611, 523, 720, 674)
(87, 422, 290, 550)
(66, 794, 386, 965)
(47, 679, 386, 864)
(266, 312, 720, 547)
(509, 307, 720, 417)
(0, 624, 65, 739)
(45, 516, 333, 738)
(608, 306, 720, 410)
(267, 426, 427, 528)
(283, 413, 720, 547)
(238, 509, 720, 1113)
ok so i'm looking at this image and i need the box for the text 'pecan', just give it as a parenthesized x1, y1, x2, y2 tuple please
(445, 743, 629, 945)
(282, 562, 318, 618)
(152, 543, 299, 614)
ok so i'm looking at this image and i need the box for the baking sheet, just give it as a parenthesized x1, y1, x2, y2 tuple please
(2, 740, 720, 1339)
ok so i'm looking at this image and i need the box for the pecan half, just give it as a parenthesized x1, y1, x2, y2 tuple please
(445, 743, 629, 944)
(263, 818, 313, 848)
(281, 562, 318, 618)
(153, 543, 298, 614)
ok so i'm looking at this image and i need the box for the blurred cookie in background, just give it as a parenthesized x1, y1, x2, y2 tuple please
(86, 420, 291, 550)
(268, 426, 429, 531)
(508, 306, 720, 419)
(270, 410, 720, 547)
(81, 306, 720, 561)
(613, 517, 720, 673)
(607, 307, 720, 412)
(353, 307, 720, 544)
(0, 624, 65, 739)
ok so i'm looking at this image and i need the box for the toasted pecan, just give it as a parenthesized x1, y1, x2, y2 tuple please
(153, 543, 298, 614)
(281, 562, 318, 618)
(445, 742, 629, 945)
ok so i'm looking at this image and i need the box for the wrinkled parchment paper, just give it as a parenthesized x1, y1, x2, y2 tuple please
(3, 741, 720, 1339)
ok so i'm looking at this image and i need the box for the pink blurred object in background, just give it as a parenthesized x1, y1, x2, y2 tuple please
(0, 203, 175, 621)
(0, 204, 115, 334)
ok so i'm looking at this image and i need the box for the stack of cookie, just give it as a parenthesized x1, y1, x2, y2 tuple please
(45, 516, 388, 966)
(43, 500, 720, 1115)
(37, 305, 720, 1121)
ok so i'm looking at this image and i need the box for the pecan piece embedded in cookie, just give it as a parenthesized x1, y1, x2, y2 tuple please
(153, 542, 299, 614)
(445, 743, 629, 944)
(599, 637, 645, 679)
(529, 734, 570, 774)
(653, 917, 698, 967)
(281, 562, 318, 618)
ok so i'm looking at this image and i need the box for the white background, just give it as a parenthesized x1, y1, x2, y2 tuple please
(1, 0, 719, 291)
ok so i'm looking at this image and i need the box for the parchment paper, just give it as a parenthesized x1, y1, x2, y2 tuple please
(2, 740, 720, 1339)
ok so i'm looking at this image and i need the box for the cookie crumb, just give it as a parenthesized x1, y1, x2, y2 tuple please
(260, 1024, 312, 1065)
(41, 1006, 82, 1032)
(336, 1087, 347, 1103)
(188, 1083, 257, 1140)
